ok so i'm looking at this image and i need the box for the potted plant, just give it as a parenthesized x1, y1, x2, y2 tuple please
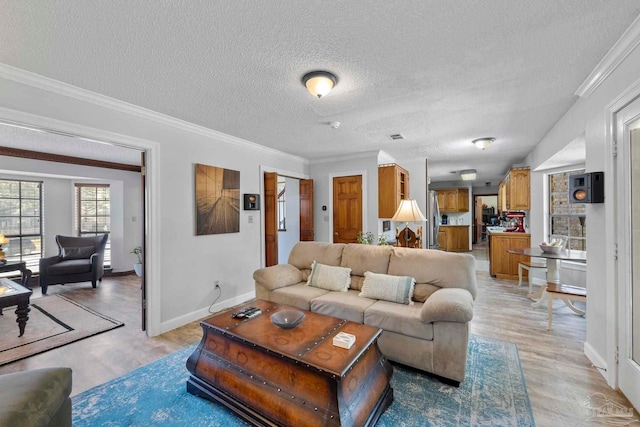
(131, 246, 143, 277)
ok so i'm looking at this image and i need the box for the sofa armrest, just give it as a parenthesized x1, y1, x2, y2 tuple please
(39, 256, 62, 270)
(253, 264, 303, 291)
(420, 288, 474, 323)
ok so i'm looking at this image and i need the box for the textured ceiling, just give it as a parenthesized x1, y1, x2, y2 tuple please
(0, 1, 639, 183)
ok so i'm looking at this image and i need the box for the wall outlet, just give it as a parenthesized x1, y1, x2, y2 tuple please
(214, 280, 220, 289)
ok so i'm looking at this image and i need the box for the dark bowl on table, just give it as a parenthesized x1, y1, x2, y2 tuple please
(270, 309, 305, 329)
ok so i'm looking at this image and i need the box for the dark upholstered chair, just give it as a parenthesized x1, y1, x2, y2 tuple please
(39, 234, 109, 295)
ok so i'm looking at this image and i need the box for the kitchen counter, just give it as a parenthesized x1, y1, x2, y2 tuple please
(438, 225, 469, 252)
(487, 229, 531, 280)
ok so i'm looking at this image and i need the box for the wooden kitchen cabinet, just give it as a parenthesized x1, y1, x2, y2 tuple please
(507, 168, 530, 210)
(498, 167, 530, 212)
(489, 231, 531, 280)
(436, 188, 469, 213)
(438, 225, 469, 252)
(378, 164, 409, 218)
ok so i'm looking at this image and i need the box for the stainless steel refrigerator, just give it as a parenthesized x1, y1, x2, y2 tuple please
(426, 190, 440, 248)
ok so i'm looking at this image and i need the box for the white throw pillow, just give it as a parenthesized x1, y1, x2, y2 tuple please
(359, 271, 415, 305)
(306, 261, 351, 292)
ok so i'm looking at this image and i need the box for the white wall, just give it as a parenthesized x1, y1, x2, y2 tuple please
(277, 177, 299, 263)
(524, 28, 640, 386)
(0, 72, 307, 336)
(0, 159, 141, 272)
(308, 153, 378, 243)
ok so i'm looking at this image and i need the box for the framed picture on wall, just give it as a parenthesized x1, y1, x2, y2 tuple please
(195, 163, 240, 235)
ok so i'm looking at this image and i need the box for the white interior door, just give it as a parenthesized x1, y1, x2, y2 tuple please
(616, 96, 640, 412)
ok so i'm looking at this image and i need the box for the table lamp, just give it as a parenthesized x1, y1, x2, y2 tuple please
(391, 200, 426, 247)
(0, 234, 9, 264)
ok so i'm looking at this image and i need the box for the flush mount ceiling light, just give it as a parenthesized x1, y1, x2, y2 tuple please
(472, 137, 495, 150)
(302, 71, 338, 98)
(460, 169, 477, 181)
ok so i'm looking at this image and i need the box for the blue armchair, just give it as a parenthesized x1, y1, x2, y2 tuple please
(39, 234, 109, 295)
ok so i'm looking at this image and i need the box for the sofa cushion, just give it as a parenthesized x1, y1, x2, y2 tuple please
(310, 289, 377, 324)
(359, 271, 415, 305)
(388, 247, 477, 299)
(271, 283, 330, 311)
(307, 261, 351, 291)
(288, 242, 345, 270)
(413, 283, 441, 303)
(60, 246, 95, 260)
(46, 259, 92, 276)
(340, 244, 393, 277)
(364, 300, 433, 341)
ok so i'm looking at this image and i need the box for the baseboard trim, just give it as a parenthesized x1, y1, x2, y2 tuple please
(156, 291, 256, 336)
(584, 341, 610, 384)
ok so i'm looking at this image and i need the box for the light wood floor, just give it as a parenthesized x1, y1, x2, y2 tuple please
(0, 269, 634, 426)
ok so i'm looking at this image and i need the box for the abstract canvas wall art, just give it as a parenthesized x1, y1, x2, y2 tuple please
(195, 164, 240, 235)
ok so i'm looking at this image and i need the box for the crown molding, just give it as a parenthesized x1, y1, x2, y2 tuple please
(0, 63, 306, 164)
(309, 150, 381, 165)
(575, 15, 640, 98)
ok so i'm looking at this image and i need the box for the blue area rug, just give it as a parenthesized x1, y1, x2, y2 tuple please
(72, 335, 534, 426)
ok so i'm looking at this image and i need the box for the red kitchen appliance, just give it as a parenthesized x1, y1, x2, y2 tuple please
(505, 211, 526, 232)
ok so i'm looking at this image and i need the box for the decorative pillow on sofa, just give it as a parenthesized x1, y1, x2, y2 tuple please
(306, 261, 351, 292)
(359, 271, 415, 305)
(61, 246, 95, 260)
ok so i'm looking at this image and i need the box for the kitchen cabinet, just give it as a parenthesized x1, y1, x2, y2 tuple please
(498, 167, 530, 212)
(436, 188, 469, 213)
(378, 164, 409, 218)
(438, 225, 469, 252)
(507, 168, 530, 210)
(488, 231, 531, 280)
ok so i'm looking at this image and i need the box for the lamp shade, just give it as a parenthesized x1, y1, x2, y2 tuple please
(0, 234, 8, 245)
(461, 169, 477, 181)
(302, 71, 337, 98)
(472, 138, 495, 150)
(391, 199, 427, 222)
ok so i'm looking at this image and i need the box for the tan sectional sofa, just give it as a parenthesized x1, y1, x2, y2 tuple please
(253, 241, 477, 385)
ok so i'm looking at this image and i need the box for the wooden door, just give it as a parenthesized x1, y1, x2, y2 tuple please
(436, 191, 446, 213)
(333, 175, 362, 243)
(299, 179, 314, 241)
(445, 190, 457, 212)
(508, 169, 530, 210)
(264, 172, 278, 266)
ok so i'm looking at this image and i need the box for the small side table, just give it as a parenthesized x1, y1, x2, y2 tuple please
(0, 261, 33, 288)
(0, 278, 32, 336)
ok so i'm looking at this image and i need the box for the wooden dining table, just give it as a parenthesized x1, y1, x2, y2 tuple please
(507, 247, 587, 313)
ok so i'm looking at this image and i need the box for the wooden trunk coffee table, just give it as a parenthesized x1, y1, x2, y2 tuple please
(186, 299, 393, 427)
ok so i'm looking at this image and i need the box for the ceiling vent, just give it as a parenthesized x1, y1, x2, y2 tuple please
(388, 133, 405, 141)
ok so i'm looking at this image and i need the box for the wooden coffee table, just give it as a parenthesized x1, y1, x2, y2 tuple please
(0, 278, 32, 337)
(186, 299, 393, 427)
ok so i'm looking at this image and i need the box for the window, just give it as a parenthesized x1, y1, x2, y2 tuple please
(0, 179, 43, 271)
(75, 184, 110, 266)
(548, 169, 586, 250)
(277, 178, 286, 231)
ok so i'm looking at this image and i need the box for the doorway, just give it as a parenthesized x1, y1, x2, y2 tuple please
(473, 194, 498, 245)
(615, 95, 640, 411)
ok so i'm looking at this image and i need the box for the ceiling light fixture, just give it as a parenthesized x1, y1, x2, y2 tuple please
(472, 137, 495, 150)
(461, 169, 477, 181)
(302, 71, 338, 98)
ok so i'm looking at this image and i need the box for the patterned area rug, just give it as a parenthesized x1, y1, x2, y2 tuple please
(72, 335, 534, 426)
(0, 294, 124, 366)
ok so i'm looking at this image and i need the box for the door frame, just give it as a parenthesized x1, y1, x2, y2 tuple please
(605, 78, 640, 388)
(329, 170, 368, 244)
(614, 95, 640, 409)
(258, 165, 308, 268)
